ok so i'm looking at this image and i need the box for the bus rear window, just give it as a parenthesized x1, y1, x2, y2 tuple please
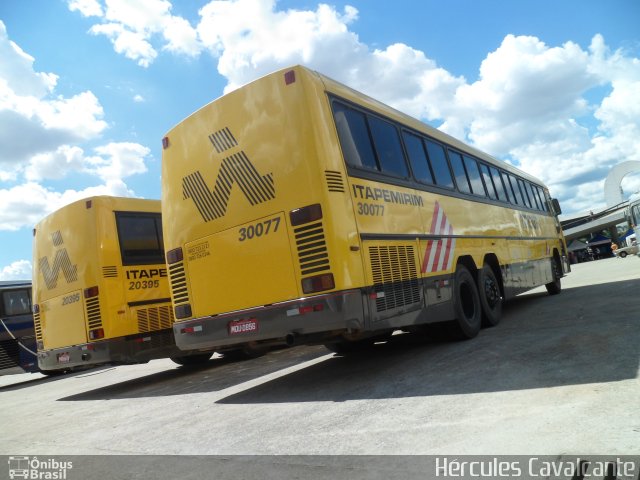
(115, 212, 165, 265)
(2, 289, 31, 316)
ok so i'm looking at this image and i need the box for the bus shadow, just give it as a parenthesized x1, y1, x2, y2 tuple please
(57, 346, 328, 401)
(216, 277, 640, 404)
(57, 277, 640, 403)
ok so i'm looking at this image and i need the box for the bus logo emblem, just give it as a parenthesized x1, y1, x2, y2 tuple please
(38, 231, 78, 290)
(422, 202, 456, 273)
(183, 150, 275, 222)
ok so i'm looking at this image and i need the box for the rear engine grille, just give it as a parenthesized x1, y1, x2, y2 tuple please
(85, 296, 102, 330)
(369, 245, 421, 312)
(137, 305, 175, 333)
(294, 221, 331, 276)
(33, 311, 43, 343)
(168, 261, 190, 306)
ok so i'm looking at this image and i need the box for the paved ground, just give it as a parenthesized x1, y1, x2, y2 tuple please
(1, 257, 639, 459)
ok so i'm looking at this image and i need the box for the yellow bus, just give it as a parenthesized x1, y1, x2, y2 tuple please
(161, 65, 570, 354)
(32, 196, 212, 372)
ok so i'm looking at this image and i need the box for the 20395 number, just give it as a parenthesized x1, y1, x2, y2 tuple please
(128, 280, 159, 290)
(239, 217, 281, 242)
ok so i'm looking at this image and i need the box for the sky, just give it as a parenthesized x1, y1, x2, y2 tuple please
(0, 0, 639, 280)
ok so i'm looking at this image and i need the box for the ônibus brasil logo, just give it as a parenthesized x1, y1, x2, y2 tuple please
(181, 128, 275, 222)
(8, 456, 73, 479)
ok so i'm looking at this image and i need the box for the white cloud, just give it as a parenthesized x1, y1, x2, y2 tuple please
(71, 0, 203, 67)
(85, 142, 150, 182)
(68, 0, 104, 17)
(0, 21, 108, 168)
(0, 22, 151, 233)
(133, 94, 145, 102)
(0, 260, 32, 281)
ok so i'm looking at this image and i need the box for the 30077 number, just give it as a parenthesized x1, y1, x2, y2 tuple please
(128, 280, 159, 290)
(238, 217, 281, 242)
(357, 202, 385, 216)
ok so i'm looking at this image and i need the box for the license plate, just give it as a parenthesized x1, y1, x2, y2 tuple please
(57, 352, 70, 364)
(228, 318, 259, 335)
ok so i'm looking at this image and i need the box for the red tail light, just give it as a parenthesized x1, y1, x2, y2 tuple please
(84, 286, 99, 298)
(290, 204, 322, 226)
(302, 273, 334, 294)
(89, 328, 104, 340)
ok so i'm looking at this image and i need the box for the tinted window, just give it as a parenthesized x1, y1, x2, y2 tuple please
(2, 289, 31, 316)
(480, 164, 497, 200)
(501, 172, 515, 204)
(534, 186, 547, 211)
(116, 212, 165, 265)
(518, 179, 532, 208)
(425, 140, 454, 188)
(403, 132, 434, 184)
(490, 167, 508, 202)
(332, 102, 378, 170)
(508, 175, 524, 205)
(463, 156, 486, 197)
(368, 116, 408, 177)
(526, 182, 540, 210)
(449, 151, 471, 194)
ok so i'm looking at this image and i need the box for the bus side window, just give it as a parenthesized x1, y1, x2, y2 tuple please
(480, 164, 498, 200)
(518, 179, 532, 208)
(526, 182, 540, 210)
(402, 131, 434, 184)
(534, 186, 547, 212)
(425, 140, 454, 189)
(508, 174, 524, 205)
(332, 102, 378, 170)
(463, 156, 487, 197)
(449, 151, 471, 194)
(500, 171, 516, 204)
(368, 115, 409, 178)
(489, 166, 508, 202)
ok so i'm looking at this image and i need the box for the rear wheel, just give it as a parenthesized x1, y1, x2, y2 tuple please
(448, 264, 482, 339)
(545, 256, 562, 295)
(619, 251, 628, 258)
(170, 352, 212, 366)
(477, 264, 502, 327)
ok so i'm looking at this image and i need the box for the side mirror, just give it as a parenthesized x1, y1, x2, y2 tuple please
(550, 198, 562, 216)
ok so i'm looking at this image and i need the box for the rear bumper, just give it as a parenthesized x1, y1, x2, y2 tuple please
(173, 289, 365, 352)
(37, 329, 182, 372)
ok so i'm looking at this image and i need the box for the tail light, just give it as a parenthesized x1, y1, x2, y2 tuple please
(290, 204, 322, 226)
(167, 247, 183, 264)
(84, 286, 99, 298)
(89, 328, 104, 340)
(302, 273, 334, 294)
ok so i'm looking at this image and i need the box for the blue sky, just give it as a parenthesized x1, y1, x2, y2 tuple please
(0, 0, 639, 280)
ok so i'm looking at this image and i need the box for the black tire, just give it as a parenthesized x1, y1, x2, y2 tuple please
(170, 352, 212, 366)
(477, 264, 502, 327)
(619, 251, 628, 258)
(545, 256, 562, 295)
(448, 264, 482, 339)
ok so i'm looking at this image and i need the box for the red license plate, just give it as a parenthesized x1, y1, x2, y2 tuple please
(228, 318, 259, 335)
(57, 352, 70, 364)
